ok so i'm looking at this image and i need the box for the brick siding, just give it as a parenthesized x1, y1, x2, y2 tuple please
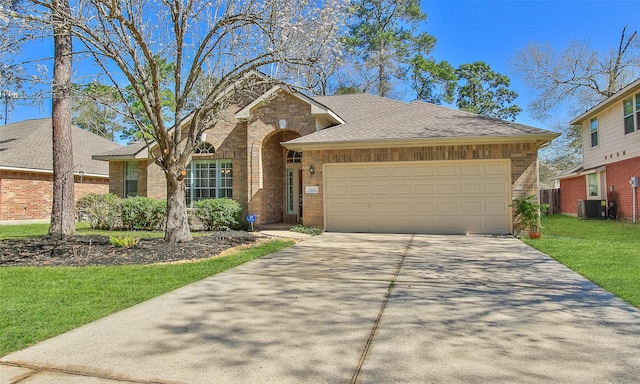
(0, 170, 109, 222)
(559, 176, 587, 216)
(605, 157, 640, 219)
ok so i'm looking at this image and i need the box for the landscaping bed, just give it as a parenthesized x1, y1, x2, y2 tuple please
(0, 231, 266, 267)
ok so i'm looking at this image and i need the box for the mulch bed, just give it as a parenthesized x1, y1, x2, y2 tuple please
(0, 231, 270, 267)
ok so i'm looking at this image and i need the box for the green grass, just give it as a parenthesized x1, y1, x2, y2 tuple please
(523, 215, 640, 308)
(0, 222, 209, 240)
(0, 239, 294, 356)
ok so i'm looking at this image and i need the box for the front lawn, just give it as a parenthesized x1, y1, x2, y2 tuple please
(523, 215, 640, 308)
(0, 239, 294, 356)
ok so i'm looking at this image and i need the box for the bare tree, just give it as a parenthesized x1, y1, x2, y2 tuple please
(25, 0, 346, 242)
(513, 26, 640, 120)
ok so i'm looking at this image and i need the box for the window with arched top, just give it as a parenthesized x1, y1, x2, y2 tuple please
(195, 141, 215, 154)
(286, 150, 302, 163)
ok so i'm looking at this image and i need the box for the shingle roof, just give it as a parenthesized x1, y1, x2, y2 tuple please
(93, 141, 147, 159)
(289, 96, 558, 146)
(0, 118, 123, 176)
(313, 93, 406, 123)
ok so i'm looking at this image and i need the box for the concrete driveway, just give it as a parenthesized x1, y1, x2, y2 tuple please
(2, 233, 639, 383)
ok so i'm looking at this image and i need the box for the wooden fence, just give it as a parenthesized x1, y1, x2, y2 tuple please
(540, 188, 560, 215)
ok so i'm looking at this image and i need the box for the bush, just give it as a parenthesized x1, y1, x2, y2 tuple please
(120, 197, 166, 231)
(76, 193, 122, 230)
(192, 198, 242, 231)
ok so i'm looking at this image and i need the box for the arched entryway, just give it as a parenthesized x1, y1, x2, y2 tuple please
(260, 130, 302, 224)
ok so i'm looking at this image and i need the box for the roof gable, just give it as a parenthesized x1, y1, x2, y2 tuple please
(234, 85, 344, 124)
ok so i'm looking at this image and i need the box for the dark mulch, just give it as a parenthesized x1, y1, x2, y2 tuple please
(0, 231, 268, 267)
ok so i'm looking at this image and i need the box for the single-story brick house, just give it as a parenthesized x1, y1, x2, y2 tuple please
(0, 118, 122, 223)
(94, 85, 558, 234)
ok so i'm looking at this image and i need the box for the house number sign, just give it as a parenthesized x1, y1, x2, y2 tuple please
(305, 186, 319, 194)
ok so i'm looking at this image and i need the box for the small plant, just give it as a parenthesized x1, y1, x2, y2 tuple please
(290, 225, 323, 236)
(510, 195, 550, 236)
(109, 236, 140, 248)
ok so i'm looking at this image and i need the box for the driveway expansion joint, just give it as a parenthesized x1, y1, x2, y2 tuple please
(350, 234, 414, 384)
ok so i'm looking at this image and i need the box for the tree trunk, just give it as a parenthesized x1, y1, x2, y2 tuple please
(49, 0, 75, 238)
(165, 174, 193, 243)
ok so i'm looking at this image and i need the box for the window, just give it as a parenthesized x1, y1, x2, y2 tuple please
(623, 97, 634, 134)
(195, 141, 215, 154)
(124, 162, 138, 197)
(286, 169, 295, 214)
(590, 117, 598, 147)
(286, 150, 301, 163)
(185, 160, 233, 206)
(587, 173, 599, 198)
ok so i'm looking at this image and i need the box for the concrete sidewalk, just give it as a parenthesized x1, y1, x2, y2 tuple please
(2, 234, 640, 383)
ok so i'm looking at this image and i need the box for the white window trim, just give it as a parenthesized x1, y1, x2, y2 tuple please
(185, 159, 233, 207)
(124, 161, 138, 197)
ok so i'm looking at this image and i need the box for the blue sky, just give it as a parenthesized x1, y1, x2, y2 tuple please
(6, 0, 640, 131)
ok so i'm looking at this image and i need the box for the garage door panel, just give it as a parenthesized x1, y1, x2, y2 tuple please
(461, 182, 483, 194)
(437, 165, 458, 176)
(413, 165, 435, 176)
(460, 164, 482, 175)
(325, 160, 511, 235)
(415, 183, 436, 195)
(485, 182, 509, 194)
(392, 184, 413, 195)
(369, 184, 391, 195)
(485, 163, 509, 175)
(437, 183, 458, 194)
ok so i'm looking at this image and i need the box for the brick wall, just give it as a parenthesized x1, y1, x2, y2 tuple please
(559, 176, 586, 216)
(246, 92, 315, 225)
(605, 157, 640, 219)
(0, 170, 109, 222)
(300, 142, 539, 228)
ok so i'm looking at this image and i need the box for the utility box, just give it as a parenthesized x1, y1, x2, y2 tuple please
(631, 176, 640, 188)
(577, 200, 607, 220)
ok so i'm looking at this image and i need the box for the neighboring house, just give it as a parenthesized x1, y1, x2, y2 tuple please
(94, 84, 558, 235)
(558, 78, 640, 219)
(0, 118, 123, 223)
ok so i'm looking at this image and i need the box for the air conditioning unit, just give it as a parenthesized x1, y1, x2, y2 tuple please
(577, 200, 607, 220)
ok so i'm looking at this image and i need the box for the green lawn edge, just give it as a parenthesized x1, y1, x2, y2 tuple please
(0, 239, 294, 357)
(522, 215, 640, 309)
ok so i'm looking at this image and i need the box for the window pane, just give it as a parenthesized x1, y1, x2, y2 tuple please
(625, 115, 635, 134)
(623, 97, 633, 116)
(588, 173, 599, 197)
(590, 118, 598, 147)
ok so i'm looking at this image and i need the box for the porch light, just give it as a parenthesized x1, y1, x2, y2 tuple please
(309, 165, 315, 176)
(278, 119, 287, 129)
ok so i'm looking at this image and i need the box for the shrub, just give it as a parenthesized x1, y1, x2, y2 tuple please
(76, 193, 122, 230)
(109, 236, 140, 248)
(192, 198, 242, 231)
(120, 197, 166, 231)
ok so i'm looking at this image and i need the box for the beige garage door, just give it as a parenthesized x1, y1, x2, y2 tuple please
(324, 160, 511, 234)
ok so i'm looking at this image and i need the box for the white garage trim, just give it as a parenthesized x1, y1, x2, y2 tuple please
(323, 159, 512, 235)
